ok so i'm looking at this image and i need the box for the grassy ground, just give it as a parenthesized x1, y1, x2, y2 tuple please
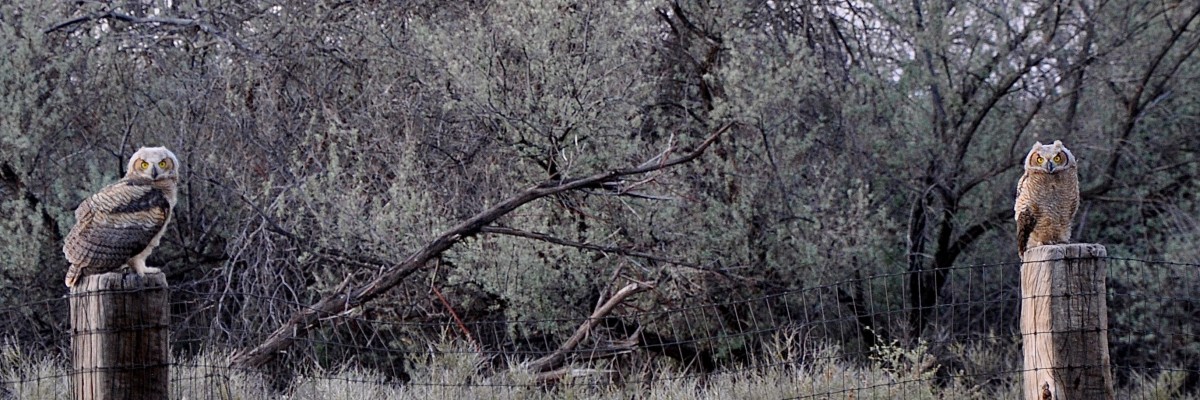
(1, 340, 1193, 400)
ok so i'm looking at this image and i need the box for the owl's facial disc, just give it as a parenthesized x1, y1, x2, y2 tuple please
(1042, 150, 1071, 173)
(1025, 141, 1073, 174)
(126, 147, 179, 180)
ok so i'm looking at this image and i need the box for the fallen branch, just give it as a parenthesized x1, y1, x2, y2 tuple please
(229, 122, 734, 369)
(524, 281, 654, 373)
(600, 317, 717, 372)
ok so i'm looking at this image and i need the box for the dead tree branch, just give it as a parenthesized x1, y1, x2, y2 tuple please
(597, 317, 717, 372)
(524, 282, 654, 373)
(431, 283, 482, 355)
(229, 122, 734, 369)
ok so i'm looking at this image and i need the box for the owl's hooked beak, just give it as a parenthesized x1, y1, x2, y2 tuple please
(1045, 161, 1056, 173)
(150, 166, 160, 179)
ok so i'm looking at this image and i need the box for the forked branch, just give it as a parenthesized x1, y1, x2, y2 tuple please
(524, 281, 654, 373)
(230, 122, 734, 369)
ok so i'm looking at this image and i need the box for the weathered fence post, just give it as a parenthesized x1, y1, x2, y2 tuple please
(70, 272, 169, 400)
(1021, 243, 1113, 400)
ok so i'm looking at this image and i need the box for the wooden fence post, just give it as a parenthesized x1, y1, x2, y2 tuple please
(70, 272, 169, 400)
(1021, 243, 1113, 400)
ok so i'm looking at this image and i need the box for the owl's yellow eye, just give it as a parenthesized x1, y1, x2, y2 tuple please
(158, 160, 170, 169)
(1035, 156, 1044, 165)
(1052, 155, 1063, 164)
(139, 160, 150, 170)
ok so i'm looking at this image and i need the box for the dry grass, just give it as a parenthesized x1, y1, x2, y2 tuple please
(2, 340, 1195, 400)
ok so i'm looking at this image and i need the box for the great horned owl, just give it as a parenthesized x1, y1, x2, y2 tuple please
(1014, 140, 1079, 261)
(63, 147, 180, 287)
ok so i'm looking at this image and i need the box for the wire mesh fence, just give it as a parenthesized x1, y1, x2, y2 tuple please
(1, 256, 1198, 399)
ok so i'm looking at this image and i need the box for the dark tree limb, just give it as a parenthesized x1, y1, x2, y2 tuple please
(229, 122, 734, 369)
(0, 162, 62, 242)
(1084, 5, 1200, 198)
(836, 279, 883, 351)
(906, 171, 937, 338)
(955, 95, 1045, 198)
(909, 205, 1016, 338)
(945, 208, 1013, 260)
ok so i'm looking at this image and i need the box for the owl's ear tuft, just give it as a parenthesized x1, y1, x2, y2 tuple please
(1034, 141, 1043, 146)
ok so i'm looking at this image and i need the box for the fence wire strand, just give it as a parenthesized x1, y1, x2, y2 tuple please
(1, 256, 1198, 399)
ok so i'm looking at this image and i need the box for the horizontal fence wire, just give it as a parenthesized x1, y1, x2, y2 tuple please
(0, 256, 1197, 399)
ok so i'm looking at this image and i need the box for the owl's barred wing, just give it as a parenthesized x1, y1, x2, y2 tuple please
(1013, 175, 1028, 218)
(1016, 206, 1037, 261)
(73, 199, 90, 225)
(63, 180, 170, 287)
(1069, 187, 1080, 227)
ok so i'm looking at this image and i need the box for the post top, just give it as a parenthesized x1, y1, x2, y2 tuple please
(69, 271, 168, 294)
(1022, 243, 1107, 263)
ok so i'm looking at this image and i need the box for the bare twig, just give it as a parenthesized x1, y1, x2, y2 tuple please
(229, 122, 734, 369)
(431, 284, 482, 355)
(524, 281, 654, 373)
(585, 189, 679, 201)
